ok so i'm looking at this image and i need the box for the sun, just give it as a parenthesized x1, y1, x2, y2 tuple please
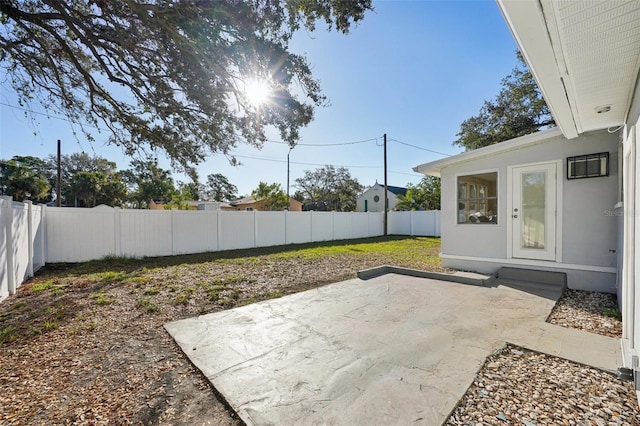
(244, 79, 271, 107)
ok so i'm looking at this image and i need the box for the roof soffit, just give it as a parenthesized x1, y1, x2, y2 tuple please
(499, 0, 640, 137)
(542, 0, 640, 132)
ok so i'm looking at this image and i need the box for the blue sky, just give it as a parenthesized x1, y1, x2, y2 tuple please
(0, 0, 518, 197)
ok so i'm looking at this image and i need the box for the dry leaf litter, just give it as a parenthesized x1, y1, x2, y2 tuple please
(0, 248, 636, 425)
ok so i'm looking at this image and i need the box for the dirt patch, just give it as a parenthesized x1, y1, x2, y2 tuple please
(2, 238, 633, 425)
(0, 237, 440, 425)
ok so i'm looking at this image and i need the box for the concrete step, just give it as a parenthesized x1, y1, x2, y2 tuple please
(495, 268, 567, 301)
(357, 265, 494, 287)
(494, 278, 566, 301)
(496, 267, 566, 286)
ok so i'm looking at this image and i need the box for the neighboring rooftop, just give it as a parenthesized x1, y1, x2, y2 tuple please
(387, 185, 407, 196)
(229, 196, 256, 206)
(367, 182, 407, 196)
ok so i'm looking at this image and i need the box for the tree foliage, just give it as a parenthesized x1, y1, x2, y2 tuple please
(394, 176, 440, 211)
(252, 181, 289, 210)
(176, 181, 200, 202)
(201, 173, 238, 202)
(67, 170, 127, 207)
(122, 159, 175, 208)
(453, 52, 555, 151)
(0, 156, 50, 202)
(294, 165, 363, 211)
(0, 152, 205, 208)
(49, 152, 124, 206)
(1, 0, 372, 172)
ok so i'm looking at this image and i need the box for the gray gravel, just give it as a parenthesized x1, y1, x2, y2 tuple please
(547, 289, 622, 338)
(444, 289, 638, 426)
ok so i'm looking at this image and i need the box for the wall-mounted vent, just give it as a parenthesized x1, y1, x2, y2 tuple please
(567, 152, 609, 180)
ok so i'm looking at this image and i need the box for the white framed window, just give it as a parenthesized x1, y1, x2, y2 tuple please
(457, 172, 498, 224)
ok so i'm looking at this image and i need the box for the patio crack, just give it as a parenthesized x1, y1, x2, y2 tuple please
(209, 336, 307, 380)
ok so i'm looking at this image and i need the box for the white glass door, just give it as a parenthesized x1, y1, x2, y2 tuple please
(511, 163, 557, 261)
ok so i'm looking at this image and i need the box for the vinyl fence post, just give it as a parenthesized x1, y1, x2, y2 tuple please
(217, 211, 222, 251)
(331, 211, 335, 241)
(350, 212, 354, 239)
(40, 205, 47, 266)
(254, 210, 258, 248)
(2, 196, 16, 295)
(114, 207, 122, 257)
(26, 200, 34, 279)
(284, 210, 288, 245)
(410, 211, 414, 236)
(171, 209, 176, 255)
(366, 212, 370, 237)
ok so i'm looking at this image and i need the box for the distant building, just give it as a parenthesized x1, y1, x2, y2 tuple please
(197, 201, 231, 211)
(223, 196, 302, 212)
(149, 200, 199, 210)
(356, 182, 407, 212)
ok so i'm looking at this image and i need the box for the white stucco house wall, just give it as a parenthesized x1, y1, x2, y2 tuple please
(415, 128, 618, 292)
(416, 0, 640, 394)
(356, 183, 407, 212)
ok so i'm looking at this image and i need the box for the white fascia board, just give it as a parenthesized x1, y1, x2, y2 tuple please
(496, 0, 580, 139)
(412, 127, 563, 176)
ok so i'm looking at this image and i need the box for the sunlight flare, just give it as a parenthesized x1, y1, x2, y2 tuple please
(244, 78, 271, 107)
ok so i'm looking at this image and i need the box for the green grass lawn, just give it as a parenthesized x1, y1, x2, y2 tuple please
(0, 236, 443, 423)
(59, 235, 442, 276)
(1, 236, 441, 346)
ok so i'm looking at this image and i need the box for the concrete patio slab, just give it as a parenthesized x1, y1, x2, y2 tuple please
(165, 273, 621, 426)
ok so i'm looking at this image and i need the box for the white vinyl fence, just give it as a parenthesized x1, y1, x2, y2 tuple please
(45, 208, 386, 262)
(0, 197, 440, 301)
(388, 210, 441, 237)
(1, 196, 45, 301)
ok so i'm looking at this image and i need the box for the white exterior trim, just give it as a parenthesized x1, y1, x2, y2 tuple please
(440, 254, 616, 274)
(414, 128, 563, 177)
(496, 0, 579, 138)
(556, 159, 564, 264)
(506, 160, 563, 263)
(453, 168, 501, 228)
(622, 123, 638, 356)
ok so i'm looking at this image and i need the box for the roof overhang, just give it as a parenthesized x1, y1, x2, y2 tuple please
(413, 127, 563, 177)
(497, 0, 640, 138)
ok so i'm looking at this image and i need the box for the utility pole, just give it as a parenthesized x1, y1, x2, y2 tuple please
(383, 133, 388, 236)
(56, 139, 62, 207)
(287, 146, 293, 202)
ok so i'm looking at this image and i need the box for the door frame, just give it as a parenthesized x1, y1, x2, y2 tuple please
(622, 125, 637, 349)
(507, 160, 563, 262)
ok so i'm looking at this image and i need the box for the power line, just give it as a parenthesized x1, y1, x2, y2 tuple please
(388, 138, 452, 157)
(0, 154, 423, 179)
(266, 137, 379, 147)
(3, 101, 445, 172)
(232, 153, 424, 178)
(390, 170, 424, 177)
(3, 102, 381, 149)
(233, 153, 380, 169)
(0, 102, 108, 132)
